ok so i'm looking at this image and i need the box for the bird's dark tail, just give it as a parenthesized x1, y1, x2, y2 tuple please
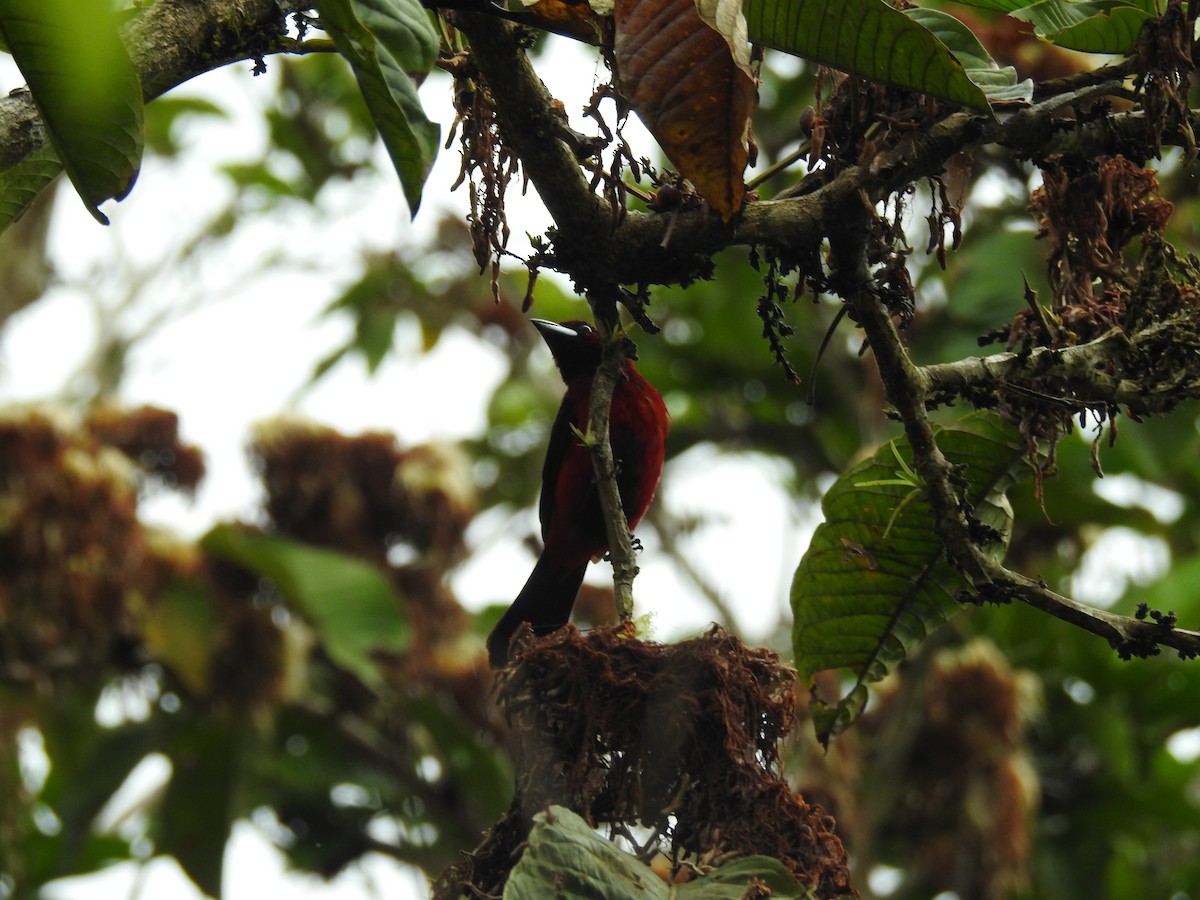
(487, 553, 588, 668)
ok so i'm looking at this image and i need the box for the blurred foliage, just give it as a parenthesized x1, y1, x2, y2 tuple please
(0, 5, 1198, 900)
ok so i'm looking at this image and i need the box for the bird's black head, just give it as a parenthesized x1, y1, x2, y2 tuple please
(532, 319, 603, 382)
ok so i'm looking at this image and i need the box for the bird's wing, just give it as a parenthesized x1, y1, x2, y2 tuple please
(539, 394, 577, 540)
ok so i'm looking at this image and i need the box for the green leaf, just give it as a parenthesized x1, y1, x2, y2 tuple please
(504, 805, 669, 899)
(30, 720, 158, 884)
(1012, 0, 1155, 53)
(0, 146, 63, 234)
(201, 525, 408, 689)
(676, 856, 816, 898)
(905, 8, 1033, 103)
(946, 0, 1046, 11)
(144, 95, 228, 157)
(743, 0, 992, 112)
(947, 0, 1159, 53)
(316, 0, 440, 216)
(220, 161, 308, 198)
(43, 725, 158, 848)
(158, 712, 244, 899)
(320, 262, 408, 372)
(791, 413, 1023, 745)
(403, 696, 512, 819)
(0, 0, 143, 225)
(139, 579, 218, 698)
(506, 806, 815, 899)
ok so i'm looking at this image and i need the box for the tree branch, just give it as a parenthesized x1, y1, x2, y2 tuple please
(922, 316, 1200, 416)
(450, 10, 1200, 657)
(448, 12, 613, 285)
(830, 205, 1200, 662)
(442, 25, 1200, 296)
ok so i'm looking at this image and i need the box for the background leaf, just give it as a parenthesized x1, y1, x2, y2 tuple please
(791, 413, 1023, 744)
(201, 524, 408, 688)
(0, 148, 63, 234)
(1012, 0, 1154, 53)
(158, 712, 244, 899)
(905, 8, 1033, 103)
(0, 0, 143, 224)
(947, 0, 1159, 53)
(139, 579, 219, 698)
(946, 0, 1045, 11)
(31, 713, 158, 884)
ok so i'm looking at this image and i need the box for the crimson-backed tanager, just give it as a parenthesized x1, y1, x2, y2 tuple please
(487, 319, 669, 668)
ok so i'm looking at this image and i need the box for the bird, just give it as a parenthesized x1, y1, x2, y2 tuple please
(486, 318, 669, 668)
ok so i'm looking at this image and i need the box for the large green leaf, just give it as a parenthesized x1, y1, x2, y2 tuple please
(949, 0, 1158, 11)
(743, 0, 992, 111)
(316, 0, 440, 215)
(201, 524, 408, 689)
(946, 0, 1036, 10)
(905, 8, 1033, 103)
(948, 0, 1159, 53)
(791, 413, 1024, 745)
(0, 0, 143, 225)
(506, 806, 815, 899)
(1012, 0, 1155, 53)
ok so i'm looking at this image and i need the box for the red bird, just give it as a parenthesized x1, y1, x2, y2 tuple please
(487, 319, 669, 668)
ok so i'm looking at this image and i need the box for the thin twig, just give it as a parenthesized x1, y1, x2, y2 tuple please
(745, 139, 812, 191)
(585, 293, 641, 620)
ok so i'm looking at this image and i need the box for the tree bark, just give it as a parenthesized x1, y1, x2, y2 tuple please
(0, 0, 289, 174)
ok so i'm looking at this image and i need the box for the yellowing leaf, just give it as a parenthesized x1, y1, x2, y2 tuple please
(140, 580, 217, 698)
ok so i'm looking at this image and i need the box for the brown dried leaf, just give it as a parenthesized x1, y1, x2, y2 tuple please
(614, 0, 756, 219)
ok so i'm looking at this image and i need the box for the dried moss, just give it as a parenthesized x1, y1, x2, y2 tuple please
(439, 625, 854, 899)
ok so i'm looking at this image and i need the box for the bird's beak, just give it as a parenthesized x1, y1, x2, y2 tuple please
(530, 319, 576, 341)
(531, 320, 583, 363)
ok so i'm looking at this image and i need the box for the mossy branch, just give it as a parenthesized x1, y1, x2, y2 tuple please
(922, 316, 1200, 416)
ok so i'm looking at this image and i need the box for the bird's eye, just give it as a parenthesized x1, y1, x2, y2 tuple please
(576, 323, 594, 335)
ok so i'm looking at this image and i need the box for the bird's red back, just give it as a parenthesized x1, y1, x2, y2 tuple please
(547, 357, 667, 564)
(485, 319, 668, 667)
